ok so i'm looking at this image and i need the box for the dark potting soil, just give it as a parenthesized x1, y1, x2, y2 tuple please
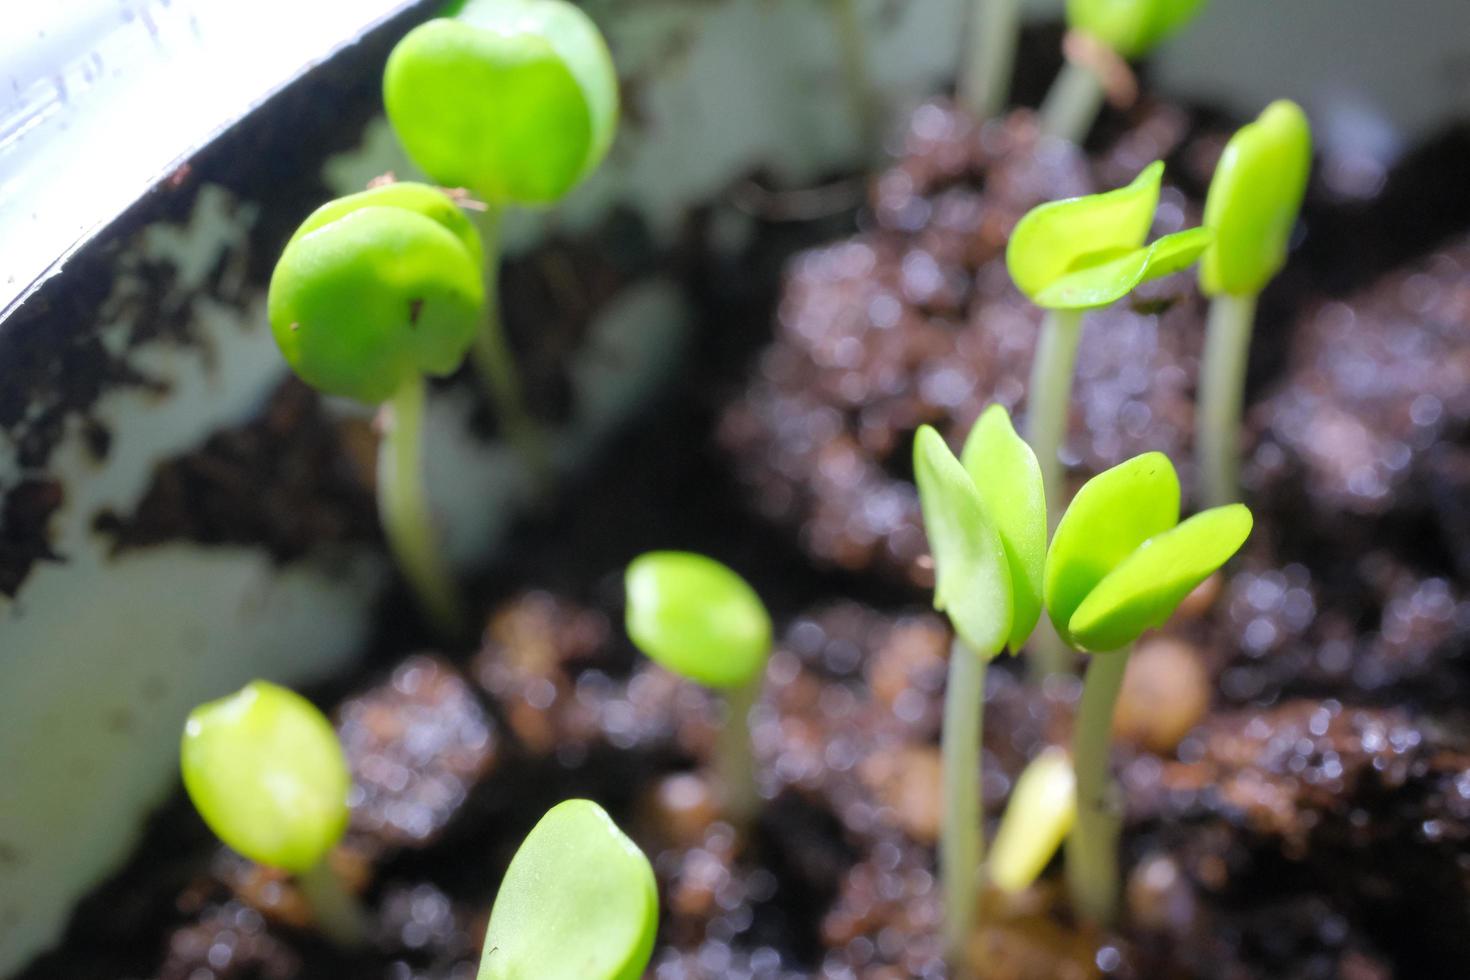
(18, 90, 1470, 980)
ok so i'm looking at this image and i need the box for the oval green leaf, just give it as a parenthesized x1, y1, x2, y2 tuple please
(1067, 0, 1208, 58)
(384, 0, 618, 206)
(960, 405, 1046, 652)
(625, 552, 772, 689)
(1201, 99, 1312, 297)
(914, 425, 1012, 657)
(269, 203, 484, 404)
(1044, 452, 1180, 646)
(479, 799, 657, 980)
(1006, 161, 1163, 303)
(180, 681, 350, 873)
(1069, 503, 1253, 651)
(988, 746, 1076, 894)
(1031, 226, 1212, 309)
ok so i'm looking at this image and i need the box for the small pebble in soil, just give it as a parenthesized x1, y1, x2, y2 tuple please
(1112, 637, 1211, 755)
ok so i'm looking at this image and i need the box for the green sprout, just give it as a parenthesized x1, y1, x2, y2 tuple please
(1197, 100, 1312, 507)
(384, 0, 620, 489)
(478, 799, 657, 980)
(913, 405, 1044, 973)
(1045, 452, 1251, 924)
(270, 181, 482, 633)
(959, 0, 1021, 120)
(987, 746, 1076, 895)
(1006, 160, 1210, 675)
(1039, 0, 1208, 142)
(181, 681, 366, 946)
(624, 551, 773, 826)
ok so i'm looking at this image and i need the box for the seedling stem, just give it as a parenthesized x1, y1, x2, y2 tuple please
(1196, 291, 1258, 507)
(297, 859, 370, 947)
(716, 677, 763, 826)
(830, 0, 881, 152)
(959, 0, 1021, 120)
(1066, 646, 1130, 925)
(1039, 59, 1104, 143)
(379, 374, 462, 634)
(940, 638, 986, 973)
(469, 206, 553, 492)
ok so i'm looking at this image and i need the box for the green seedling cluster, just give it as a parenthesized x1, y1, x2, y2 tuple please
(1047, 453, 1251, 923)
(181, 681, 366, 945)
(624, 551, 773, 825)
(1197, 100, 1313, 506)
(385, 0, 619, 489)
(479, 800, 657, 980)
(913, 404, 1044, 971)
(1006, 159, 1210, 675)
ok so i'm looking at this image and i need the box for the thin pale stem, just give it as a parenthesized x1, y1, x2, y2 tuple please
(468, 206, 553, 493)
(715, 676, 763, 827)
(379, 375, 462, 635)
(297, 858, 370, 947)
(941, 639, 987, 976)
(830, 0, 882, 152)
(958, 0, 1021, 120)
(1024, 308, 1085, 679)
(1038, 59, 1105, 144)
(1066, 648, 1130, 925)
(1196, 291, 1259, 508)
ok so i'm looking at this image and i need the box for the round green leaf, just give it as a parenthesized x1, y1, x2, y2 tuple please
(479, 799, 657, 980)
(269, 195, 484, 404)
(914, 425, 1013, 657)
(1032, 225, 1212, 309)
(1067, 0, 1208, 58)
(960, 405, 1046, 652)
(624, 552, 772, 689)
(288, 181, 484, 266)
(1006, 161, 1163, 304)
(988, 746, 1076, 894)
(1044, 452, 1180, 646)
(1069, 504, 1253, 651)
(1201, 99, 1312, 297)
(384, 0, 618, 206)
(180, 681, 350, 873)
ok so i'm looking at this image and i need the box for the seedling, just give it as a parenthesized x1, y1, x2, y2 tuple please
(269, 181, 482, 633)
(1039, 0, 1208, 142)
(478, 799, 657, 980)
(384, 0, 620, 489)
(624, 551, 773, 825)
(913, 404, 1044, 972)
(987, 746, 1076, 895)
(1045, 451, 1251, 923)
(829, 0, 881, 150)
(181, 681, 366, 946)
(1197, 100, 1312, 506)
(959, 0, 1021, 120)
(1006, 160, 1210, 674)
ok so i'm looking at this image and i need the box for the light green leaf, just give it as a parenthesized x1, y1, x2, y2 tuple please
(988, 747, 1076, 894)
(1006, 161, 1162, 304)
(479, 800, 657, 980)
(1067, 0, 1208, 58)
(1201, 100, 1313, 297)
(624, 552, 772, 689)
(180, 681, 350, 873)
(961, 405, 1046, 652)
(914, 425, 1012, 657)
(1032, 226, 1212, 309)
(1044, 452, 1180, 646)
(384, 0, 618, 206)
(1069, 503, 1253, 651)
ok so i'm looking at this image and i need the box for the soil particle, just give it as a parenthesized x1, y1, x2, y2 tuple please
(0, 477, 64, 597)
(719, 102, 1217, 588)
(337, 656, 500, 854)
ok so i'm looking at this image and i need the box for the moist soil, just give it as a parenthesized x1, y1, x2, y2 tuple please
(18, 79, 1470, 980)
